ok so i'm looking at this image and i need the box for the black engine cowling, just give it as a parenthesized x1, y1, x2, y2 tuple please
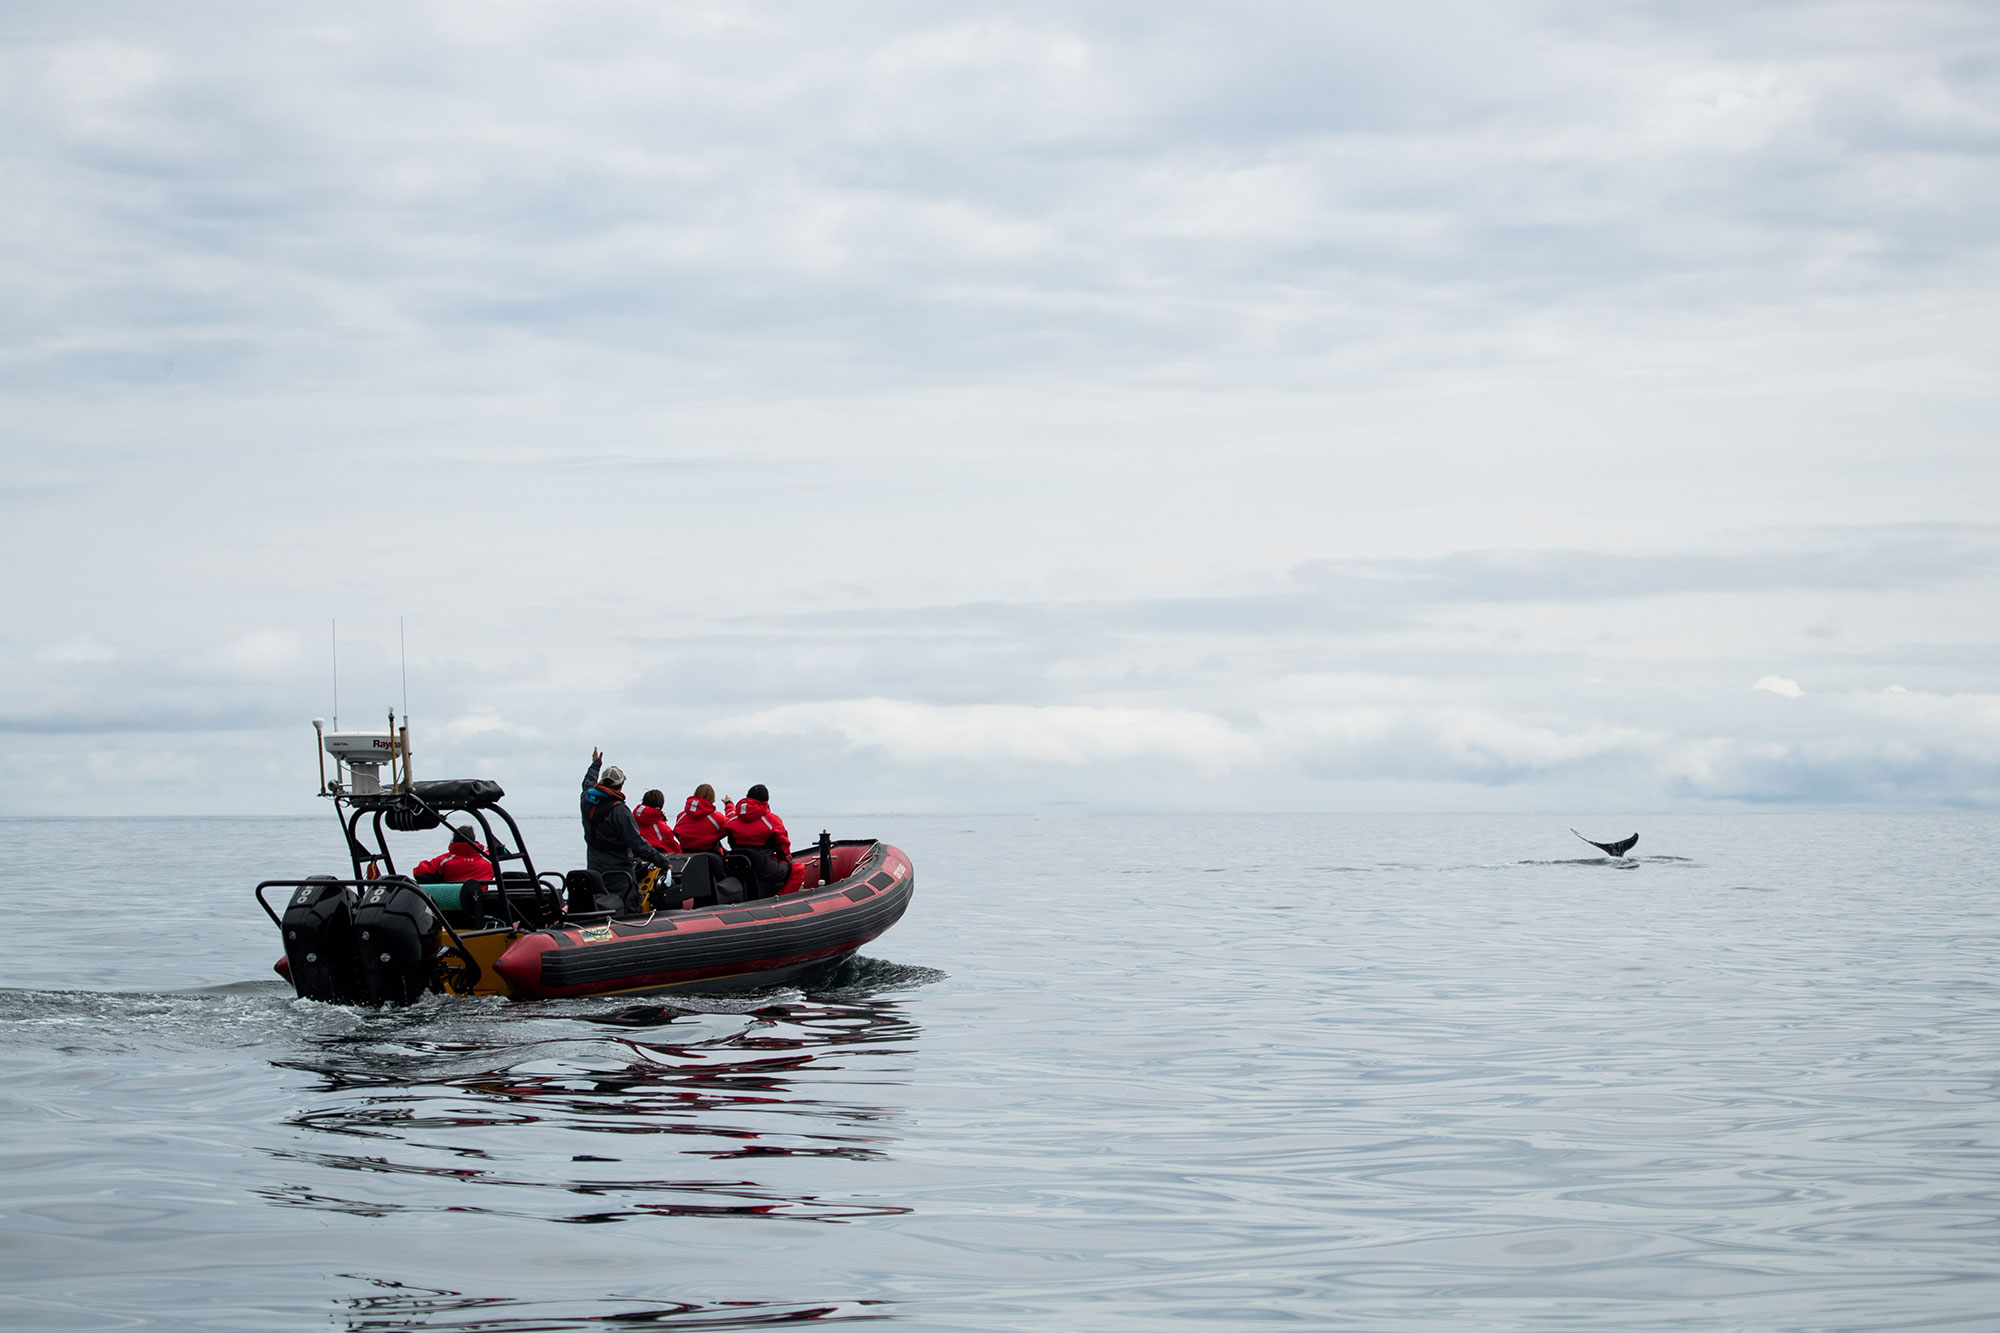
(280, 877, 360, 1003)
(350, 880, 443, 1006)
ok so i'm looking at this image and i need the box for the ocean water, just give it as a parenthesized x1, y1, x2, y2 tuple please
(1, 811, 1997, 1330)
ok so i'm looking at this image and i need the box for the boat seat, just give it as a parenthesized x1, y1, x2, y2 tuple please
(564, 868, 624, 915)
(498, 871, 565, 925)
(720, 853, 764, 903)
(670, 852, 718, 909)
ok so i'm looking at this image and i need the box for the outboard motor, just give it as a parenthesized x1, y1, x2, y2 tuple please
(280, 877, 360, 1003)
(350, 880, 443, 1005)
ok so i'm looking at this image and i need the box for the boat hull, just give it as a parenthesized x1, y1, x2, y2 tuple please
(492, 841, 914, 1000)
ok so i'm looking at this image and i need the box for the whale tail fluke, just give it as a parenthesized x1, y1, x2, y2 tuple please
(1572, 828, 1639, 858)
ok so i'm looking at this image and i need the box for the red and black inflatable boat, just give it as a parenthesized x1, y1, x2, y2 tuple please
(257, 744, 914, 1005)
(493, 840, 913, 999)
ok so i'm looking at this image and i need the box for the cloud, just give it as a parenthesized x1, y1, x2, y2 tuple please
(214, 630, 302, 678)
(1273, 704, 1663, 786)
(1, 3, 1997, 813)
(701, 688, 1672, 796)
(8, 0, 2000, 400)
(41, 637, 116, 664)
(3, 512, 1996, 812)
(1305, 530, 2000, 605)
(45, 41, 165, 107)
(438, 711, 545, 744)
(705, 698, 1259, 773)
(1667, 738, 2000, 808)
(1845, 683, 2000, 733)
(689, 680, 2000, 810)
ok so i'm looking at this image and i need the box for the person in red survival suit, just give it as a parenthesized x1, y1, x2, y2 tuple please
(665, 783, 732, 906)
(634, 789, 681, 853)
(724, 783, 802, 898)
(411, 826, 495, 884)
(673, 784, 729, 854)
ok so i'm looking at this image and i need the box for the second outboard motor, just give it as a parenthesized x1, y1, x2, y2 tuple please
(280, 877, 360, 1003)
(350, 880, 443, 1006)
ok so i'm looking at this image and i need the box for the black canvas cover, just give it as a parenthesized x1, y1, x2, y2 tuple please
(410, 778, 507, 808)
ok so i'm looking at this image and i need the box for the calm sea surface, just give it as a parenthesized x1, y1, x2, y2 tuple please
(1, 812, 1997, 1330)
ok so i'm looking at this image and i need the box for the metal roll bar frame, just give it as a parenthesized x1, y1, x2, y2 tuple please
(332, 791, 565, 930)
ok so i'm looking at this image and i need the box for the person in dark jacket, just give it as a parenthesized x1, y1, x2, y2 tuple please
(723, 783, 793, 898)
(635, 789, 680, 852)
(581, 750, 675, 912)
(412, 826, 494, 884)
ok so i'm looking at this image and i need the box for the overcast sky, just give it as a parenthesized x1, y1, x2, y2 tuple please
(2, 0, 1996, 816)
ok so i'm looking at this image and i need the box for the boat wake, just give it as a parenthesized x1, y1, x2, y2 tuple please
(814, 954, 949, 1000)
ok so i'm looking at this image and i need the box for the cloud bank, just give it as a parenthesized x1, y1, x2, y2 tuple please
(1, 2, 1996, 813)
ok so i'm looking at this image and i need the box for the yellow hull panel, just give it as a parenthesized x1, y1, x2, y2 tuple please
(445, 927, 525, 996)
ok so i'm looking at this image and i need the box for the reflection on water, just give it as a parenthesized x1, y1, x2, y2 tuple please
(6, 814, 2000, 1330)
(341, 1276, 894, 1330)
(263, 962, 936, 1229)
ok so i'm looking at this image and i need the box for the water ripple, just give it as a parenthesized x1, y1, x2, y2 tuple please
(3, 813, 2000, 1329)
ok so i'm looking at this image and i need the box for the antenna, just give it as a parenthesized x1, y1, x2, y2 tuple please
(400, 617, 414, 789)
(330, 618, 340, 731)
